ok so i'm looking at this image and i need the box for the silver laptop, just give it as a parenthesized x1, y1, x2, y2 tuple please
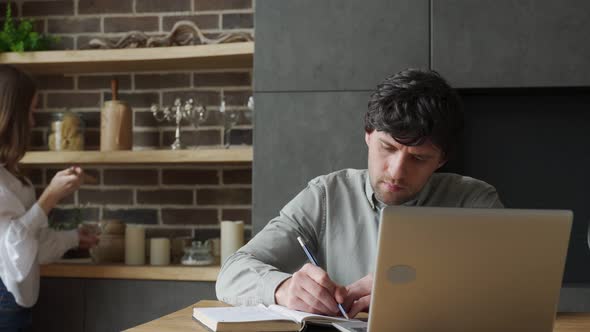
(335, 206, 572, 332)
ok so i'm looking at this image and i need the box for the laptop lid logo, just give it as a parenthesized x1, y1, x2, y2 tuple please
(388, 265, 416, 284)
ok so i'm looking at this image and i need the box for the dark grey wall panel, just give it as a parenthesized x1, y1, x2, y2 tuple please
(254, 0, 429, 92)
(32, 278, 84, 332)
(253, 91, 370, 233)
(85, 279, 215, 332)
(432, 0, 590, 88)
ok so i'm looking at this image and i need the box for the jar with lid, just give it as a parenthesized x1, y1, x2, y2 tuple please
(48, 111, 85, 151)
(181, 240, 214, 266)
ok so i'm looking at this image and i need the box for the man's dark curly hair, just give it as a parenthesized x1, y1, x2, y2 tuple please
(364, 68, 463, 158)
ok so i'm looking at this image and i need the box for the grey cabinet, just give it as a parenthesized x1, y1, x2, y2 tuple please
(32, 278, 216, 332)
(254, 0, 429, 92)
(253, 91, 370, 233)
(432, 0, 590, 88)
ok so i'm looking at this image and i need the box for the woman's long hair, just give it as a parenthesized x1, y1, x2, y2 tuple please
(0, 65, 37, 184)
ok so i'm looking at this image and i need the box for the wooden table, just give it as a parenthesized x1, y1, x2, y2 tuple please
(126, 300, 590, 332)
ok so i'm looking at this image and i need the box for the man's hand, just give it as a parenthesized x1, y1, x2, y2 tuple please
(343, 273, 373, 318)
(275, 263, 347, 316)
(77, 227, 99, 250)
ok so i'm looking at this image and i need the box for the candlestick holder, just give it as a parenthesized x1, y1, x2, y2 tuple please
(151, 98, 206, 150)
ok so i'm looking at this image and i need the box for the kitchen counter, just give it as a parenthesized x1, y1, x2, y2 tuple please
(40, 262, 220, 281)
(125, 300, 590, 332)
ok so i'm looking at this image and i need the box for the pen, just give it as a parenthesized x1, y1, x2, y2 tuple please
(296, 236, 350, 319)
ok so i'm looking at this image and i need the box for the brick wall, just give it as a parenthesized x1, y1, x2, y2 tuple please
(6, 0, 255, 240)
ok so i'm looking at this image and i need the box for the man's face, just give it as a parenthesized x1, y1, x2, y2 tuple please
(365, 130, 446, 205)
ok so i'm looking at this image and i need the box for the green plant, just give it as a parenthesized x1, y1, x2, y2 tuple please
(0, 3, 59, 52)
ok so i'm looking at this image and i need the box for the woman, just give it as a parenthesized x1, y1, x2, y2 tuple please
(0, 65, 99, 331)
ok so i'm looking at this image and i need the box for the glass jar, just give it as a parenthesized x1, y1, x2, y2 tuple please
(181, 240, 213, 266)
(48, 111, 85, 151)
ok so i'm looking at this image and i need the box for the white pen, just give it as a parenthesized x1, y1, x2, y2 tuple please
(297, 236, 350, 319)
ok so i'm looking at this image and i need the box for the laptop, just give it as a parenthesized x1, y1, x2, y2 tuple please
(334, 206, 572, 332)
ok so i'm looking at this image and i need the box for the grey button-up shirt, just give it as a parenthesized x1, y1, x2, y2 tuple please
(216, 169, 503, 306)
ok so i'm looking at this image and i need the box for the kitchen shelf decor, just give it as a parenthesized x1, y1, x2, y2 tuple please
(20, 148, 252, 165)
(0, 41, 253, 74)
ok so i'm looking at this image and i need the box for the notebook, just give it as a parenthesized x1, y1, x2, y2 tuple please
(192, 304, 351, 332)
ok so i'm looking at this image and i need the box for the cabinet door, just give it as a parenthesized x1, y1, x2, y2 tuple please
(254, 0, 429, 92)
(32, 278, 85, 332)
(253, 91, 370, 233)
(84, 279, 215, 332)
(432, 0, 590, 88)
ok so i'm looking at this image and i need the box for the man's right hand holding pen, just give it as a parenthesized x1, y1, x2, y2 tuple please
(274, 263, 348, 316)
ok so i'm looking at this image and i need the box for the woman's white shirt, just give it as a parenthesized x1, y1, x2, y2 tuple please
(0, 166, 78, 307)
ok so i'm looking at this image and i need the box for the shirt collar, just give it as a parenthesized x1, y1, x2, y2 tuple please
(364, 170, 432, 210)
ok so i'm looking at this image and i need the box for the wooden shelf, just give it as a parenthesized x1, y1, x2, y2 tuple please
(41, 263, 219, 281)
(20, 148, 252, 165)
(0, 42, 253, 74)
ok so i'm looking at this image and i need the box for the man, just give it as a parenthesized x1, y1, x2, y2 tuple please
(216, 69, 502, 318)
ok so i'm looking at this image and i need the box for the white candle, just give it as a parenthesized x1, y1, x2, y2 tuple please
(125, 224, 145, 265)
(150, 238, 171, 266)
(221, 220, 244, 264)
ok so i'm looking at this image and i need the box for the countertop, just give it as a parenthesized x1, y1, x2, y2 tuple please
(40, 262, 220, 281)
(125, 300, 590, 332)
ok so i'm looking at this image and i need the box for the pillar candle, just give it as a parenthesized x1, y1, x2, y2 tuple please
(150, 238, 171, 266)
(221, 220, 244, 264)
(125, 224, 145, 265)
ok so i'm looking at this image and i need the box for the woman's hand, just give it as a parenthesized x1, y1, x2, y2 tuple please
(38, 166, 84, 215)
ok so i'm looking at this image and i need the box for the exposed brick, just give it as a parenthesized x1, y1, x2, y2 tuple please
(50, 36, 74, 50)
(30, 130, 46, 150)
(197, 188, 250, 205)
(162, 169, 218, 185)
(104, 92, 159, 108)
(163, 129, 221, 147)
(84, 129, 100, 150)
(136, 0, 190, 12)
(194, 0, 251, 11)
(0, 3, 19, 17)
(229, 128, 252, 145)
(33, 112, 53, 128)
(47, 92, 101, 108)
(222, 169, 251, 184)
(162, 15, 219, 31)
(56, 194, 75, 205)
(224, 90, 251, 106)
(78, 189, 133, 205)
(222, 13, 253, 29)
(163, 90, 220, 107)
(23, 168, 43, 186)
(145, 228, 192, 238)
(103, 208, 158, 224)
(48, 18, 100, 34)
(80, 111, 101, 128)
(104, 16, 159, 33)
(34, 75, 74, 90)
(134, 73, 191, 90)
(133, 131, 160, 148)
(193, 228, 220, 241)
(161, 208, 217, 225)
(104, 169, 158, 186)
(78, 74, 131, 90)
(134, 111, 159, 127)
(78, 0, 133, 14)
(22, 1, 74, 16)
(222, 208, 251, 224)
(137, 189, 193, 205)
(194, 72, 250, 87)
(49, 208, 100, 224)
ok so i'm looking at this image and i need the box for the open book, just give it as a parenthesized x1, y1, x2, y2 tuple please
(192, 304, 351, 332)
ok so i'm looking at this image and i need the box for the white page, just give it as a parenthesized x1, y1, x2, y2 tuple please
(193, 305, 293, 323)
(268, 305, 350, 324)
